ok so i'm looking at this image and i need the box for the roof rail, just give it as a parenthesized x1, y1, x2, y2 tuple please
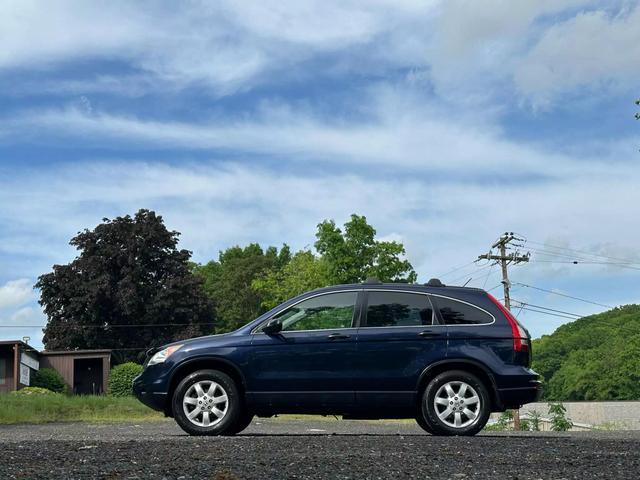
(425, 278, 445, 287)
(363, 277, 382, 284)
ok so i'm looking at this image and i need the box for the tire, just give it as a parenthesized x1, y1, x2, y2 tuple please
(172, 369, 242, 436)
(225, 411, 255, 435)
(415, 414, 435, 434)
(419, 370, 491, 436)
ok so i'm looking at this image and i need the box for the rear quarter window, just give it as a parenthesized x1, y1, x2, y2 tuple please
(433, 296, 493, 325)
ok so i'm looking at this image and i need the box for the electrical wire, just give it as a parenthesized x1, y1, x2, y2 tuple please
(0, 322, 216, 328)
(438, 260, 480, 279)
(517, 306, 581, 320)
(449, 262, 495, 285)
(513, 282, 613, 309)
(525, 240, 640, 266)
(510, 299, 582, 318)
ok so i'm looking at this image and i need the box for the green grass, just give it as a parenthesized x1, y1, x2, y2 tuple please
(0, 394, 163, 424)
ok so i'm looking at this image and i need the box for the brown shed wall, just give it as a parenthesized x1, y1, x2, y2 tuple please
(40, 352, 110, 394)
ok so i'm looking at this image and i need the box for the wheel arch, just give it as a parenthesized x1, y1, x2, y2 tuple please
(166, 356, 247, 417)
(416, 359, 501, 411)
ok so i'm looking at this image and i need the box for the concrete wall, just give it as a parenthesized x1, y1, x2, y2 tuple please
(516, 402, 640, 430)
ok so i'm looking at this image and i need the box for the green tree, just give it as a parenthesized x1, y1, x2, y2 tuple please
(314, 214, 417, 284)
(252, 250, 331, 310)
(193, 244, 290, 332)
(532, 304, 640, 401)
(36, 209, 214, 362)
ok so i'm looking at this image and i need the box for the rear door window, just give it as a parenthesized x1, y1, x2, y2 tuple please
(434, 297, 493, 325)
(364, 291, 434, 327)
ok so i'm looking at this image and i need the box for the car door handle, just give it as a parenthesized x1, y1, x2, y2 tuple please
(418, 330, 442, 338)
(327, 333, 351, 340)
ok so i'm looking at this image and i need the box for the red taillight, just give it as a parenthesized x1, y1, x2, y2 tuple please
(487, 293, 529, 352)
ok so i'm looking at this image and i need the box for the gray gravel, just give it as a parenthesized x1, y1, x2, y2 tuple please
(1, 419, 639, 479)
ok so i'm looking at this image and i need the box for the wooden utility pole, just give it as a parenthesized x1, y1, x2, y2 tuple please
(478, 232, 530, 429)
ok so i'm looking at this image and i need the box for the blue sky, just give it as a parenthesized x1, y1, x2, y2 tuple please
(1, 0, 640, 349)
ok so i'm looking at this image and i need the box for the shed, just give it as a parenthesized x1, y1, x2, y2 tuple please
(0, 340, 111, 395)
(0, 340, 40, 394)
(40, 350, 111, 395)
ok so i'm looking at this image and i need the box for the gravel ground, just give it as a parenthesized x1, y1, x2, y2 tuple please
(1, 419, 639, 479)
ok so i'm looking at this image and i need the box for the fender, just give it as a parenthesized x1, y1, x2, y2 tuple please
(168, 354, 247, 390)
(416, 358, 499, 394)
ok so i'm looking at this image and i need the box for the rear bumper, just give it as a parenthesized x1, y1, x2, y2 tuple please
(496, 380, 543, 409)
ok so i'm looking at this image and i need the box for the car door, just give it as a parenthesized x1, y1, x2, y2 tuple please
(354, 290, 447, 410)
(247, 290, 361, 411)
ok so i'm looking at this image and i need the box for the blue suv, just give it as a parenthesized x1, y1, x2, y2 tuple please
(133, 279, 541, 436)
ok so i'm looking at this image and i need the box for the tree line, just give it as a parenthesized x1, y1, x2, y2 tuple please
(37, 209, 416, 362)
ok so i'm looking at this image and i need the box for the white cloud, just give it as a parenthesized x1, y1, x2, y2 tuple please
(0, 278, 34, 309)
(514, 5, 640, 105)
(3, 83, 593, 177)
(1, 0, 637, 105)
(0, 1, 435, 94)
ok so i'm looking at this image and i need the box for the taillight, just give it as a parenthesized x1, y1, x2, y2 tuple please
(487, 293, 529, 352)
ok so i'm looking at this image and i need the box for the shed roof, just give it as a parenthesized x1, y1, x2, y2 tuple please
(39, 349, 111, 356)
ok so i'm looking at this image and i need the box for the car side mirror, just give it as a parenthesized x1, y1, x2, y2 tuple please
(262, 318, 283, 335)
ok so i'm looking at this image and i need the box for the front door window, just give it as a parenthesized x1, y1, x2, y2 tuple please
(272, 292, 358, 332)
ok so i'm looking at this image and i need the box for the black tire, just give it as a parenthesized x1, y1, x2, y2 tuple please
(172, 369, 242, 436)
(225, 411, 255, 435)
(419, 370, 491, 436)
(415, 414, 435, 434)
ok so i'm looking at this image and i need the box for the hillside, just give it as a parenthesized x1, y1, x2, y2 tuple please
(532, 304, 640, 401)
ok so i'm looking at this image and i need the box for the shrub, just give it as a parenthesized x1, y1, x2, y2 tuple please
(31, 368, 68, 394)
(109, 362, 143, 396)
(549, 402, 573, 431)
(527, 410, 542, 431)
(11, 386, 59, 396)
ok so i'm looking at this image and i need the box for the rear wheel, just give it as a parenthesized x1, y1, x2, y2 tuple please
(418, 370, 491, 436)
(172, 369, 241, 436)
(415, 414, 435, 434)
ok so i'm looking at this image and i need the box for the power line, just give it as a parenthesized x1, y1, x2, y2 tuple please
(510, 299, 582, 318)
(0, 322, 216, 329)
(449, 262, 495, 284)
(526, 240, 640, 266)
(513, 282, 613, 309)
(517, 306, 581, 321)
(528, 259, 640, 271)
(438, 260, 480, 279)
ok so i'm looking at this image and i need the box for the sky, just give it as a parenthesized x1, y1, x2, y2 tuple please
(1, 0, 640, 350)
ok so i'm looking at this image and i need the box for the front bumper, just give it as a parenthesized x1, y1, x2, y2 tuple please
(133, 374, 169, 412)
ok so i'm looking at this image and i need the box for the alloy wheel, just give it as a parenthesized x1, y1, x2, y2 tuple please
(432, 380, 481, 429)
(182, 380, 229, 427)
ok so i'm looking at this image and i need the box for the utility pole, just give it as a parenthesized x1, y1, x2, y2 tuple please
(478, 232, 530, 429)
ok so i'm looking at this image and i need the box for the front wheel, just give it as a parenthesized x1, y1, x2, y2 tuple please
(172, 369, 241, 436)
(418, 370, 491, 436)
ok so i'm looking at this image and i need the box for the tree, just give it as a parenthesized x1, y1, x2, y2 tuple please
(314, 214, 417, 284)
(252, 250, 331, 310)
(532, 304, 640, 400)
(193, 244, 290, 332)
(36, 209, 214, 362)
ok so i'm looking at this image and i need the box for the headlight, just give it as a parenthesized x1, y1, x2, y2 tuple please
(148, 344, 183, 366)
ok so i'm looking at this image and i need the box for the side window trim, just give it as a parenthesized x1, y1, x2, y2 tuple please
(430, 294, 496, 326)
(361, 289, 442, 328)
(252, 289, 363, 334)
